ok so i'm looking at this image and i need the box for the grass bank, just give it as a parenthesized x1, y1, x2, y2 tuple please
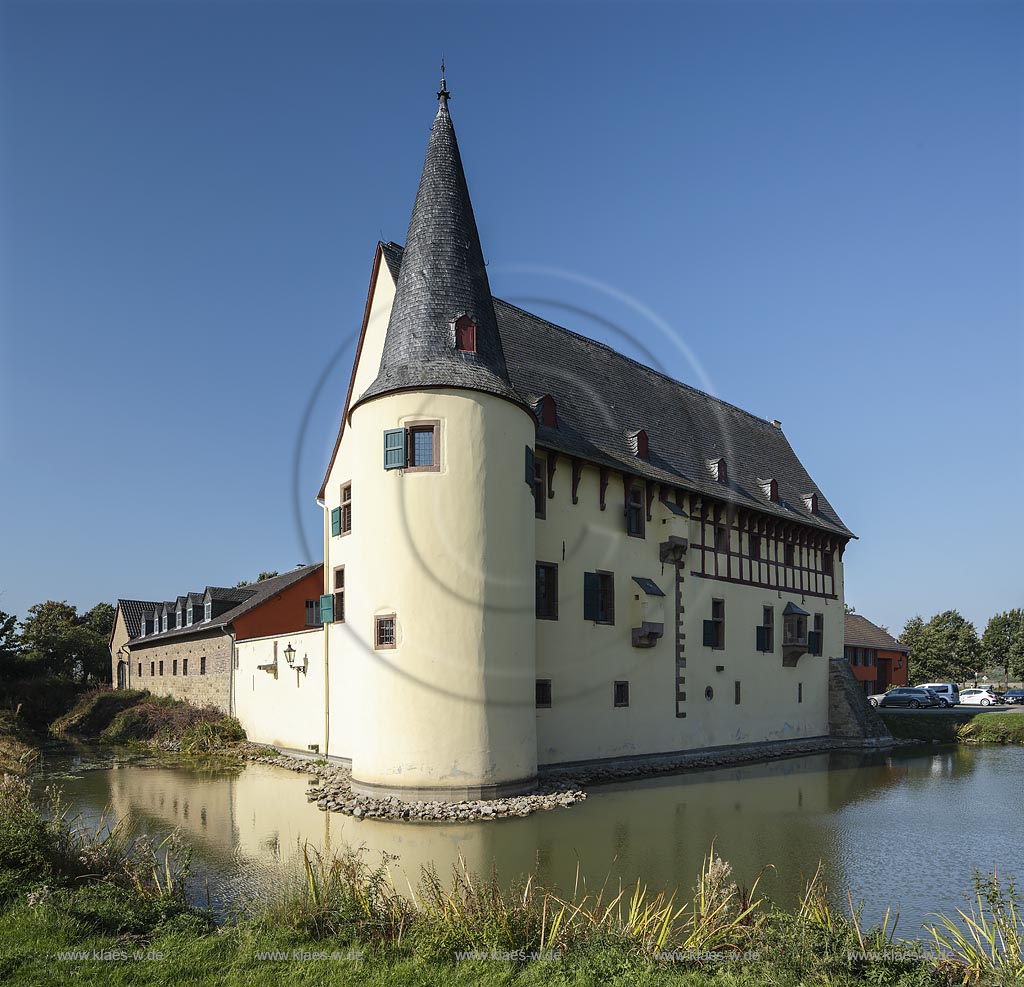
(1, 776, 1022, 986)
(52, 689, 246, 755)
(880, 709, 1024, 744)
(0, 710, 39, 776)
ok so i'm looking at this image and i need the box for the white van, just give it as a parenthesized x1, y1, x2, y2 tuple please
(918, 682, 959, 707)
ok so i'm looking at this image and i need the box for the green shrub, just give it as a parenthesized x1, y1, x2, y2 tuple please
(179, 717, 246, 754)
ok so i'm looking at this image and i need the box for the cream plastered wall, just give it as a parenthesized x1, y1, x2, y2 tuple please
(534, 462, 841, 766)
(334, 388, 538, 797)
(234, 628, 325, 753)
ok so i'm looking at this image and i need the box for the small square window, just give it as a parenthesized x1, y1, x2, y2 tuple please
(614, 681, 630, 707)
(536, 679, 552, 708)
(375, 614, 396, 650)
(406, 422, 439, 472)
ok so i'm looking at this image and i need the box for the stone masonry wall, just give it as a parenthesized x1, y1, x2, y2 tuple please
(127, 630, 233, 712)
(828, 657, 891, 741)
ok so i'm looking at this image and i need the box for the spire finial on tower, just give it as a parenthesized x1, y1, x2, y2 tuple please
(438, 54, 451, 107)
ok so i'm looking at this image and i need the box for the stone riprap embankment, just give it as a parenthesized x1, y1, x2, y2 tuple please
(225, 733, 897, 824)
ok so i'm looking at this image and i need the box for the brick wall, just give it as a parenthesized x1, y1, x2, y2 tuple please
(127, 630, 233, 712)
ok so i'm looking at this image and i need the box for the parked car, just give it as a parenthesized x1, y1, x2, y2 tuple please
(879, 687, 944, 709)
(958, 688, 1000, 707)
(867, 692, 888, 708)
(918, 682, 960, 707)
(1002, 689, 1024, 706)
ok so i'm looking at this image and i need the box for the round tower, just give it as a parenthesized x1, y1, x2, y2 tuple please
(345, 73, 538, 800)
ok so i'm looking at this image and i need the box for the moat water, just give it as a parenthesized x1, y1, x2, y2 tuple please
(31, 744, 1022, 937)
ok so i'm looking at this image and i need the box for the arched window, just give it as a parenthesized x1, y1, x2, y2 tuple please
(536, 395, 557, 428)
(454, 315, 477, 353)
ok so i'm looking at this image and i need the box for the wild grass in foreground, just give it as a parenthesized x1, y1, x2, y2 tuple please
(2, 774, 1023, 986)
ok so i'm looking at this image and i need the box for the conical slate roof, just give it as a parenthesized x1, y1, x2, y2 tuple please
(353, 81, 525, 412)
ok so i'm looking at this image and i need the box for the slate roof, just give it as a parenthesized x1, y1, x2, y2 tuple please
(379, 242, 851, 539)
(206, 586, 258, 604)
(115, 600, 160, 640)
(845, 613, 909, 653)
(353, 88, 523, 413)
(127, 565, 322, 646)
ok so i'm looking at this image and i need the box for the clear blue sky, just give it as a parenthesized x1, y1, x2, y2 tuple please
(1, 0, 1020, 636)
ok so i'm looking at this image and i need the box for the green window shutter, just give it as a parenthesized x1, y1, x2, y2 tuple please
(583, 572, 599, 621)
(703, 620, 716, 647)
(384, 428, 407, 469)
(330, 507, 342, 536)
(808, 630, 822, 655)
(525, 445, 535, 487)
(319, 594, 334, 624)
(756, 625, 767, 652)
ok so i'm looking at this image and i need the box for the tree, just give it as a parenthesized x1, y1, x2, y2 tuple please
(844, 603, 856, 614)
(19, 600, 115, 683)
(981, 610, 1024, 683)
(0, 609, 22, 680)
(902, 611, 980, 684)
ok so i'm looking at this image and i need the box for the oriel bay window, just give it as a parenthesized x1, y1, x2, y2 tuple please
(583, 571, 614, 624)
(703, 599, 725, 649)
(535, 562, 558, 620)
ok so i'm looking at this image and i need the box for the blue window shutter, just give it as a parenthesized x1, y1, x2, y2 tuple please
(703, 620, 716, 647)
(525, 445, 535, 487)
(319, 594, 334, 624)
(330, 507, 342, 536)
(756, 625, 767, 652)
(384, 428, 407, 469)
(583, 572, 599, 621)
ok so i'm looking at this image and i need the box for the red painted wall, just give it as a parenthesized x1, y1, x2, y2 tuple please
(233, 569, 324, 641)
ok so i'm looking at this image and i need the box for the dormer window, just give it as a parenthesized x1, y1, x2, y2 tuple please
(708, 458, 727, 484)
(187, 607, 193, 627)
(204, 601, 212, 622)
(760, 478, 779, 503)
(803, 492, 819, 515)
(628, 429, 648, 461)
(454, 315, 476, 353)
(536, 395, 557, 428)
(162, 615, 168, 632)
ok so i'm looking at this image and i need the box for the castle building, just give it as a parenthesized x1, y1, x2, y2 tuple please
(115, 76, 855, 799)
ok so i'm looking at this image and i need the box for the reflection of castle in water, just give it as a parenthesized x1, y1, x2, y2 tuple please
(95, 749, 965, 910)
